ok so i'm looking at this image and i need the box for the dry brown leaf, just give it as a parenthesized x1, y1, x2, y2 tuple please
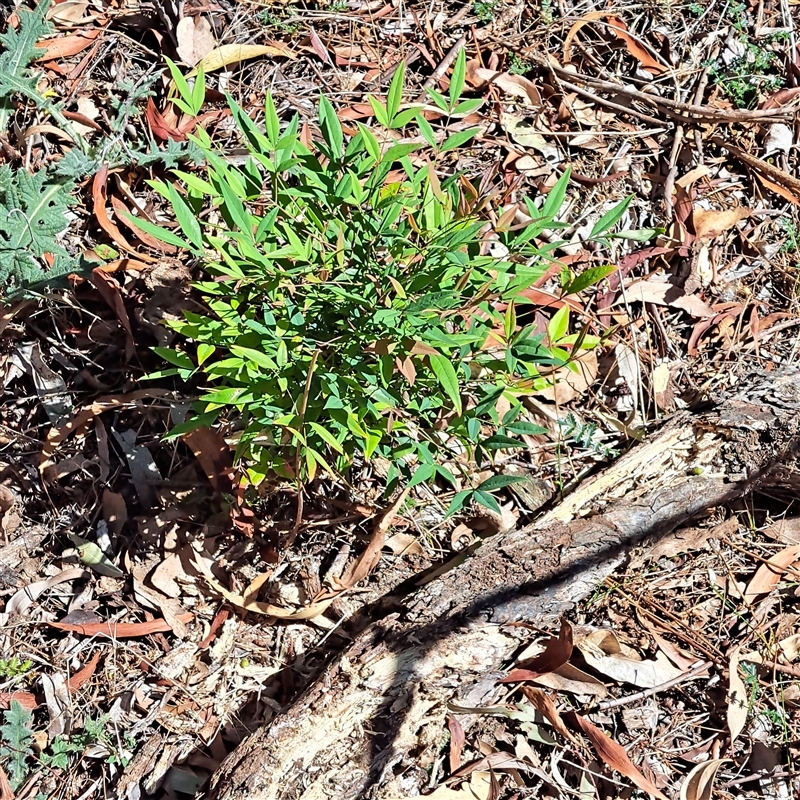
(101, 489, 127, 536)
(181, 426, 233, 493)
(89, 268, 135, 359)
(532, 348, 598, 404)
(519, 686, 579, 745)
(529, 662, 607, 698)
(692, 206, 750, 241)
(176, 15, 215, 67)
(49, 614, 193, 638)
(91, 167, 156, 262)
(40, 389, 170, 471)
(448, 715, 465, 774)
(0, 763, 13, 800)
(623, 278, 716, 318)
(606, 15, 668, 75)
(576, 629, 683, 689)
(755, 171, 800, 205)
(35, 30, 101, 61)
(469, 67, 541, 106)
(744, 544, 800, 599)
(193, 553, 335, 620)
(338, 487, 411, 588)
(679, 759, 727, 800)
(67, 652, 101, 692)
(389, 772, 490, 800)
(384, 532, 423, 556)
(501, 619, 573, 682)
(0, 691, 37, 711)
(564, 711, 669, 800)
(763, 517, 800, 545)
(190, 42, 296, 76)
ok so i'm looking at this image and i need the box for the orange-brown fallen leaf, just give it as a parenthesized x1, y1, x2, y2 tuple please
(35, 29, 102, 61)
(49, 614, 193, 638)
(744, 543, 800, 599)
(67, 652, 101, 691)
(92, 166, 157, 262)
(519, 686, 579, 745)
(0, 691, 37, 711)
(0, 763, 13, 800)
(564, 710, 669, 800)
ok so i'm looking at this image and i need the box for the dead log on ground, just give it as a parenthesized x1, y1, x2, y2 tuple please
(208, 370, 800, 800)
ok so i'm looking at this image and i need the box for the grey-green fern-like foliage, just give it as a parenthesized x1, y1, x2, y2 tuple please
(0, 0, 50, 136)
(0, 700, 34, 790)
(0, 165, 76, 291)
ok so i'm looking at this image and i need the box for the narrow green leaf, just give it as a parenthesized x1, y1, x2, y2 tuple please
(541, 166, 570, 221)
(230, 345, 278, 370)
(473, 490, 501, 514)
(387, 60, 406, 122)
(547, 305, 569, 343)
(119, 212, 188, 249)
(318, 95, 344, 161)
(449, 46, 466, 107)
(368, 95, 390, 128)
(408, 462, 436, 488)
(481, 434, 527, 450)
(167, 183, 203, 250)
(590, 195, 633, 238)
(563, 264, 616, 296)
(440, 128, 478, 152)
(476, 475, 529, 492)
(356, 122, 382, 162)
(429, 354, 463, 416)
(152, 347, 194, 370)
(308, 421, 344, 454)
(191, 66, 206, 115)
(446, 489, 473, 518)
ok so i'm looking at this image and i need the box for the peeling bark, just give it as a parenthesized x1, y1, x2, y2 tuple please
(207, 370, 800, 800)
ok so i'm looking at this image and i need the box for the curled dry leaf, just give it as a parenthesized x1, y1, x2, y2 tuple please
(575, 628, 683, 689)
(564, 710, 669, 800)
(448, 715, 465, 774)
(691, 206, 750, 241)
(467, 66, 542, 106)
(679, 758, 727, 800)
(190, 42, 296, 76)
(501, 618, 573, 682)
(744, 543, 800, 599)
(564, 11, 667, 75)
(67, 651, 101, 692)
(35, 29, 101, 61)
(193, 552, 335, 620)
(92, 167, 156, 262)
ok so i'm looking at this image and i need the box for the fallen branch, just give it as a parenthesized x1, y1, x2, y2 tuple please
(207, 369, 800, 800)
